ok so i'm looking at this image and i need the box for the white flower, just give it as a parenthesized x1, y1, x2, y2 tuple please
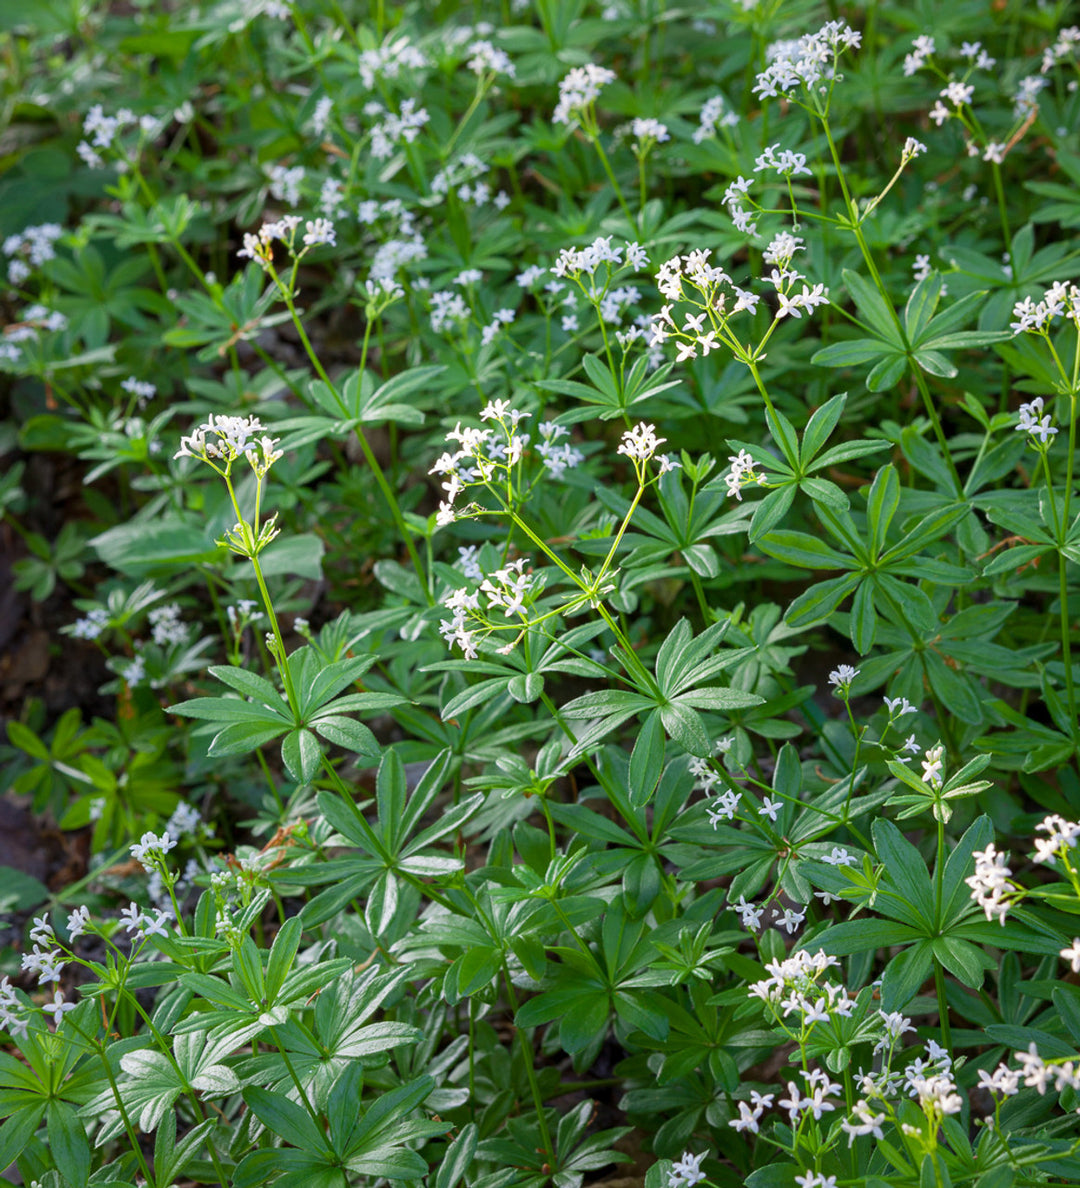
(553, 63, 616, 126)
(920, 744, 945, 789)
(668, 1151, 707, 1187)
(130, 830, 177, 869)
(729, 1101, 763, 1134)
(965, 844, 1013, 924)
(758, 796, 782, 822)
(617, 422, 666, 465)
(827, 664, 859, 692)
(42, 990, 77, 1021)
(303, 218, 336, 247)
(66, 906, 91, 940)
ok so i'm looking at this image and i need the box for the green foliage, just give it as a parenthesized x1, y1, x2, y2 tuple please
(2, 2, 1080, 1188)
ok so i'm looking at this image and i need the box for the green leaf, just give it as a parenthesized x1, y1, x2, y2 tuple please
(785, 572, 861, 628)
(508, 673, 544, 703)
(800, 392, 848, 464)
(243, 1085, 326, 1151)
(311, 715, 380, 755)
(207, 720, 289, 755)
(850, 579, 876, 654)
(265, 916, 304, 1004)
(843, 268, 904, 345)
(866, 352, 908, 392)
(757, 531, 852, 570)
(281, 728, 323, 783)
(865, 464, 900, 557)
(904, 270, 943, 342)
(436, 1123, 478, 1188)
(660, 702, 709, 757)
(0, 1103, 46, 1172)
(811, 339, 894, 368)
(880, 940, 934, 1011)
(253, 533, 325, 580)
(874, 819, 935, 927)
(630, 709, 665, 807)
(48, 1100, 90, 1188)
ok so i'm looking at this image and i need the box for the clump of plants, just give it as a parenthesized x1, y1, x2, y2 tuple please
(2, 1, 1080, 1186)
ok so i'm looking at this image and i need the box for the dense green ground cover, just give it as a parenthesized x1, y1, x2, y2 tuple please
(2, 0, 1080, 1185)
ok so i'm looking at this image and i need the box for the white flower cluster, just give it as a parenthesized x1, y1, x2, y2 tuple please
(429, 402, 538, 526)
(358, 36, 428, 90)
(617, 422, 679, 476)
(3, 222, 63, 284)
(466, 39, 514, 77)
(237, 214, 336, 267)
(903, 34, 935, 76)
(130, 829, 177, 870)
(649, 236, 828, 365)
(369, 98, 430, 160)
(1010, 280, 1080, 335)
(754, 143, 812, 178)
(1013, 75, 1048, 119)
(1014, 1042, 1080, 1094)
(119, 902, 172, 941)
(175, 414, 283, 477)
(535, 421, 584, 478)
(1015, 397, 1059, 446)
(552, 236, 648, 281)
(748, 949, 856, 1022)
(1042, 25, 1080, 73)
(553, 62, 616, 126)
(71, 607, 111, 640)
(667, 1152, 707, 1188)
(693, 94, 738, 143)
(0, 302, 68, 362)
(76, 103, 158, 168)
(1032, 812, 1080, 865)
(753, 21, 861, 101)
(722, 449, 766, 502)
(440, 558, 535, 659)
(147, 602, 190, 647)
(920, 742, 945, 788)
(121, 376, 156, 405)
(965, 843, 1012, 924)
(827, 664, 859, 693)
(630, 117, 670, 148)
(267, 163, 305, 206)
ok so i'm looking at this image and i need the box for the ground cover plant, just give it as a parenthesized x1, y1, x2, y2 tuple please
(3, 0, 1080, 1185)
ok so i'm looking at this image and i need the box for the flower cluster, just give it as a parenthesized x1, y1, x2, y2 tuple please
(76, 104, 159, 169)
(358, 36, 428, 91)
(692, 94, 738, 143)
(753, 21, 861, 103)
(369, 98, 430, 160)
(466, 39, 514, 78)
(1042, 25, 1080, 74)
(553, 63, 615, 127)
(965, 843, 1012, 924)
(1031, 813, 1080, 866)
(175, 414, 283, 478)
(130, 829, 178, 870)
(1015, 397, 1059, 446)
(748, 950, 856, 1026)
(1010, 281, 1080, 335)
(3, 222, 63, 284)
(237, 215, 336, 269)
(827, 664, 859, 694)
(722, 449, 767, 501)
(616, 422, 679, 478)
(648, 235, 828, 366)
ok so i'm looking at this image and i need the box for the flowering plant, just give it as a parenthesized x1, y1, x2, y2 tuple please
(3, 2, 1080, 1187)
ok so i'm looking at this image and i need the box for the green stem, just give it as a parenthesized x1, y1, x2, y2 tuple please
(502, 968, 556, 1165)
